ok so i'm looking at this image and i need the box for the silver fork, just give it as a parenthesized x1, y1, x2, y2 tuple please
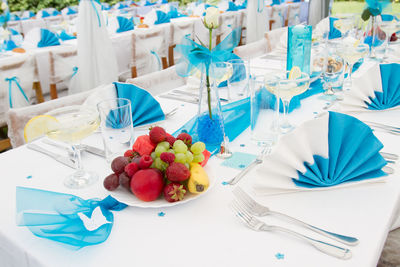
(230, 200, 352, 260)
(233, 187, 359, 246)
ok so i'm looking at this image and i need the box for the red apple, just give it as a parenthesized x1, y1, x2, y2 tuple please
(130, 169, 164, 201)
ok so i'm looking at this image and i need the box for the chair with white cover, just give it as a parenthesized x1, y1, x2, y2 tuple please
(238, 9, 246, 45)
(131, 25, 169, 78)
(44, 16, 63, 29)
(265, 26, 287, 52)
(6, 89, 94, 148)
(233, 38, 268, 59)
(168, 19, 195, 66)
(7, 21, 22, 36)
(111, 31, 135, 81)
(268, 4, 287, 30)
(49, 46, 78, 99)
(20, 19, 46, 37)
(216, 11, 239, 44)
(286, 3, 301, 26)
(126, 66, 186, 96)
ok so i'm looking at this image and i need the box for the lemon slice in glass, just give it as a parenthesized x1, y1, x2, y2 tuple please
(24, 115, 59, 143)
(288, 66, 302, 80)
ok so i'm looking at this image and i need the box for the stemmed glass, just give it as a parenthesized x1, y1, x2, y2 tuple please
(274, 71, 310, 133)
(378, 18, 400, 60)
(46, 105, 100, 189)
(321, 55, 344, 101)
(337, 43, 369, 90)
(333, 16, 355, 37)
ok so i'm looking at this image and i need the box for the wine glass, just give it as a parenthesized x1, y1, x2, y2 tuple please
(321, 55, 344, 101)
(333, 16, 355, 37)
(46, 105, 100, 189)
(337, 43, 369, 90)
(378, 18, 400, 60)
(276, 71, 310, 133)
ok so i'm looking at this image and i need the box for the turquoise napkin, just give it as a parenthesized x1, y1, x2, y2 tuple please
(168, 6, 187, 18)
(16, 187, 127, 249)
(4, 39, 17, 51)
(367, 64, 400, 110)
(58, 30, 76, 41)
(10, 14, 20, 21)
(294, 112, 387, 188)
(155, 10, 170, 24)
(227, 2, 239, 11)
(145, 1, 157, 6)
(328, 17, 342, 40)
(38, 29, 60, 48)
(67, 7, 77, 15)
(52, 10, 61, 16)
(116, 16, 134, 33)
(41, 10, 50, 18)
(114, 82, 165, 127)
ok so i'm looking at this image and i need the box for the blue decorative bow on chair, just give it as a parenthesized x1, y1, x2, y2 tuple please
(5, 76, 29, 108)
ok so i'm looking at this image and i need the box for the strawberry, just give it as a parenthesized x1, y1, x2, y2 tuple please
(139, 155, 153, 169)
(149, 126, 167, 144)
(124, 149, 136, 158)
(132, 135, 156, 156)
(165, 162, 190, 182)
(165, 133, 176, 147)
(125, 162, 139, 177)
(177, 132, 192, 146)
(163, 183, 187, 202)
(160, 152, 175, 164)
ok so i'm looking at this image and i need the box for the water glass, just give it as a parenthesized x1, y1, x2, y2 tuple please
(97, 98, 134, 162)
(227, 59, 250, 101)
(250, 75, 279, 146)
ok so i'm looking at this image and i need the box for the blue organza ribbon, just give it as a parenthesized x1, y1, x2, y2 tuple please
(367, 63, 400, 110)
(328, 17, 342, 40)
(38, 28, 60, 48)
(155, 10, 170, 24)
(294, 112, 387, 188)
(116, 16, 134, 33)
(16, 187, 127, 249)
(365, 0, 392, 16)
(174, 27, 241, 78)
(58, 30, 76, 41)
(5, 76, 29, 108)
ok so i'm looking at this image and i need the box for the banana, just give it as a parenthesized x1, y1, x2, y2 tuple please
(188, 163, 209, 194)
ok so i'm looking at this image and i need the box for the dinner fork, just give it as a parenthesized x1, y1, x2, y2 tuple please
(230, 200, 352, 260)
(233, 187, 359, 246)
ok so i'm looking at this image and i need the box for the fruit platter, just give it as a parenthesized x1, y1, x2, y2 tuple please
(103, 126, 215, 208)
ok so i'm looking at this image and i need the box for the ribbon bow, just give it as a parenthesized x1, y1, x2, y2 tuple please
(365, 0, 392, 16)
(5, 76, 29, 108)
(174, 27, 241, 78)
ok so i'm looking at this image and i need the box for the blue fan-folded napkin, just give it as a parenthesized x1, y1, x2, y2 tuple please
(16, 187, 127, 249)
(145, 0, 157, 6)
(328, 17, 342, 40)
(227, 2, 239, 11)
(114, 82, 165, 127)
(253, 112, 388, 195)
(41, 10, 51, 18)
(52, 10, 61, 16)
(155, 10, 170, 24)
(116, 16, 134, 33)
(340, 63, 400, 112)
(58, 30, 76, 41)
(4, 39, 17, 50)
(67, 7, 77, 15)
(38, 28, 60, 48)
(168, 6, 187, 19)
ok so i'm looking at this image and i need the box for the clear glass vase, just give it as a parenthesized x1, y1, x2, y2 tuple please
(196, 67, 225, 147)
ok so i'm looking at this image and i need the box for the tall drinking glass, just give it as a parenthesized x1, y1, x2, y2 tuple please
(97, 98, 134, 162)
(227, 59, 250, 101)
(379, 19, 400, 60)
(321, 55, 344, 100)
(46, 105, 100, 189)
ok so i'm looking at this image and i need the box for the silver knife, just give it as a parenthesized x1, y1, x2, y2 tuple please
(27, 143, 76, 169)
(381, 152, 399, 161)
(79, 144, 105, 158)
(159, 94, 198, 104)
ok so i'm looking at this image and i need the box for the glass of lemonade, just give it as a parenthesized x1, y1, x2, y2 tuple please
(46, 105, 100, 189)
(337, 43, 369, 89)
(276, 71, 310, 133)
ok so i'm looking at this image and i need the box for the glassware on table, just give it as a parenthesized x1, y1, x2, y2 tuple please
(321, 55, 345, 101)
(337, 43, 369, 90)
(46, 105, 100, 189)
(227, 58, 250, 101)
(97, 98, 134, 163)
(333, 16, 355, 37)
(378, 19, 400, 60)
(251, 74, 279, 146)
(276, 71, 310, 133)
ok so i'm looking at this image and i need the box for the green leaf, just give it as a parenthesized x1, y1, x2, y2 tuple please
(361, 8, 371, 21)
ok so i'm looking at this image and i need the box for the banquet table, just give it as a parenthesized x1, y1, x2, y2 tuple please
(1, 54, 400, 267)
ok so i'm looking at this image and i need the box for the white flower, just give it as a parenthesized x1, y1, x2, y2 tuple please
(1, 2, 8, 11)
(203, 7, 220, 29)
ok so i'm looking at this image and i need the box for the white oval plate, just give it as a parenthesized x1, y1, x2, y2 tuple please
(110, 165, 216, 208)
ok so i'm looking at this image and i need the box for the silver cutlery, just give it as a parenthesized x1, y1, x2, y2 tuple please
(27, 143, 76, 169)
(364, 121, 400, 134)
(171, 90, 229, 102)
(231, 200, 352, 260)
(225, 146, 272, 185)
(159, 94, 198, 104)
(42, 139, 106, 158)
(233, 187, 359, 246)
(381, 152, 399, 161)
(134, 107, 179, 130)
(383, 166, 395, 175)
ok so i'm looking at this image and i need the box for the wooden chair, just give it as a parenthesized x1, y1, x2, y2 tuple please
(131, 25, 169, 78)
(238, 10, 247, 45)
(285, 3, 301, 26)
(168, 19, 195, 66)
(49, 46, 78, 99)
(216, 11, 240, 45)
(268, 5, 287, 31)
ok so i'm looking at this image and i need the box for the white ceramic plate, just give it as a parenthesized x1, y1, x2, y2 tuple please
(110, 165, 216, 208)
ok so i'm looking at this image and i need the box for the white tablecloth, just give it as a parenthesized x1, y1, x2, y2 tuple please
(1, 56, 400, 266)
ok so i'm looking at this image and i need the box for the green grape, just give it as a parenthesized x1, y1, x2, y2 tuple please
(175, 153, 187, 164)
(151, 152, 156, 160)
(191, 142, 206, 154)
(168, 149, 175, 154)
(159, 141, 170, 150)
(185, 151, 193, 163)
(173, 140, 188, 153)
(193, 153, 205, 163)
(184, 163, 190, 169)
(155, 145, 167, 157)
(155, 158, 168, 171)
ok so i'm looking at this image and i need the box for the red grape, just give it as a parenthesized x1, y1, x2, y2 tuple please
(103, 173, 119, 191)
(119, 172, 131, 190)
(111, 156, 130, 174)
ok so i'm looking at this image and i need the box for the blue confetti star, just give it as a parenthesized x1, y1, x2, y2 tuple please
(239, 164, 246, 169)
(240, 144, 245, 147)
(109, 136, 113, 139)
(158, 212, 165, 217)
(275, 253, 284, 260)
(221, 181, 229, 185)
(26, 175, 32, 179)
(313, 111, 318, 114)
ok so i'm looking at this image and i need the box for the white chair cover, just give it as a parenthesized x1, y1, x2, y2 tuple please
(170, 19, 195, 64)
(286, 3, 301, 26)
(217, 12, 239, 41)
(246, 0, 268, 43)
(269, 4, 287, 30)
(70, 0, 119, 94)
(233, 38, 268, 59)
(265, 26, 287, 52)
(20, 19, 46, 37)
(50, 46, 78, 95)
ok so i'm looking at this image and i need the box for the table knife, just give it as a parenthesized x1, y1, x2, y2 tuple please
(27, 144, 76, 169)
